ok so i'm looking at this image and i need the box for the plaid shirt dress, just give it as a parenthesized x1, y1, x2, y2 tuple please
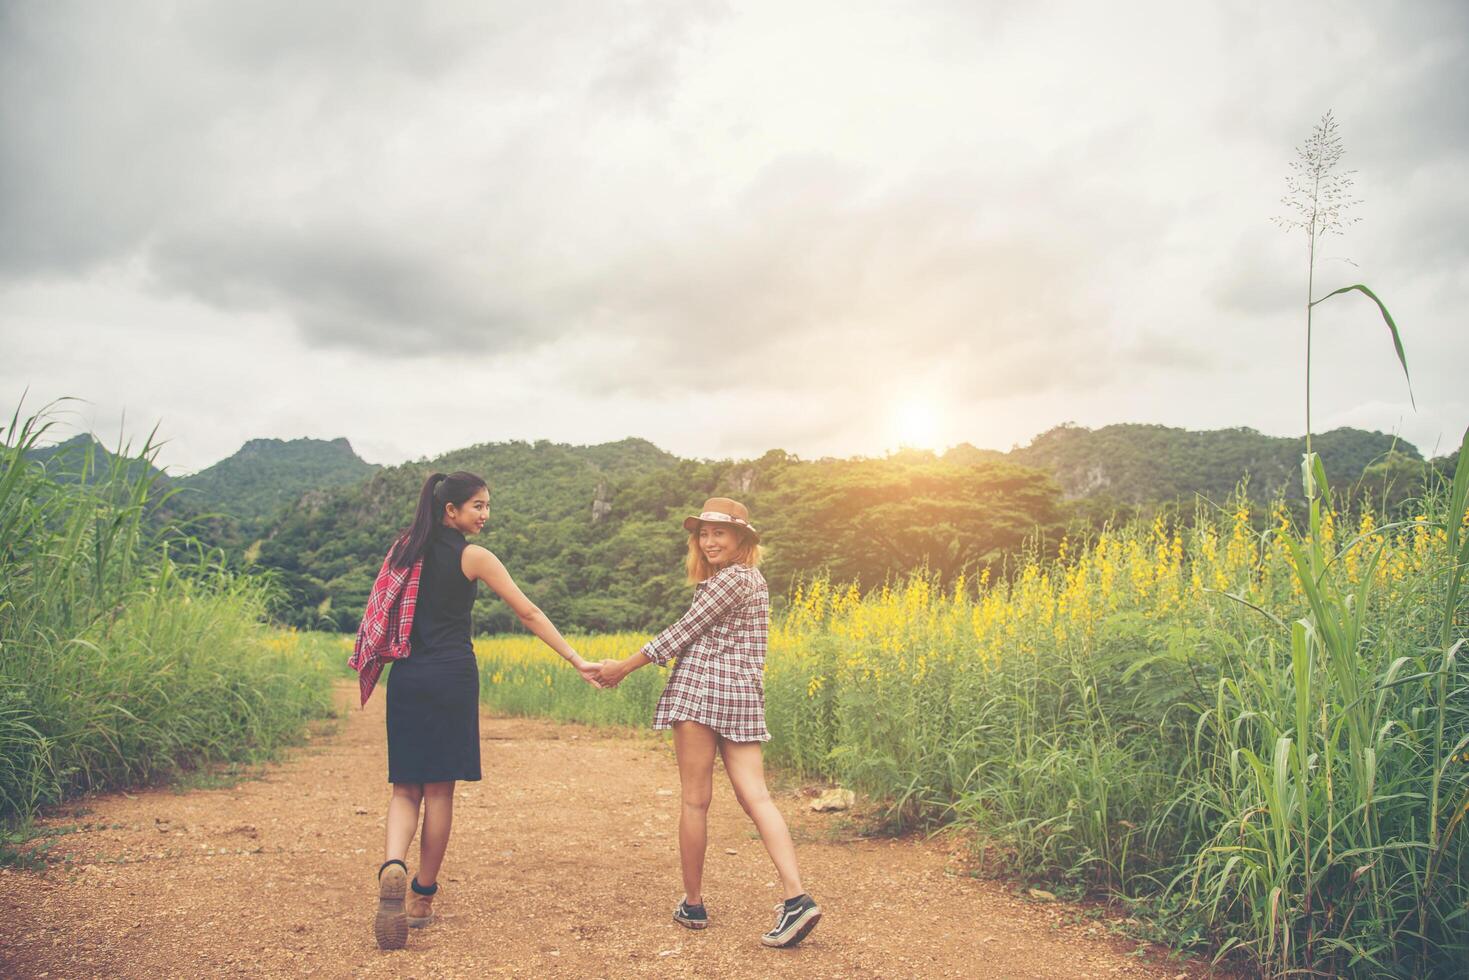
(642, 563, 771, 742)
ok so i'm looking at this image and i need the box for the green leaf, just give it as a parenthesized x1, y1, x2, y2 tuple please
(1443, 427, 1469, 648)
(1310, 283, 1414, 408)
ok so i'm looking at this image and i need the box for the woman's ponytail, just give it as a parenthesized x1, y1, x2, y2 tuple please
(389, 470, 487, 568)
(390, 472, 447, 568)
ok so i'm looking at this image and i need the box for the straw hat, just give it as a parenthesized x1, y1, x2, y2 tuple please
(683, 496, 759, 542)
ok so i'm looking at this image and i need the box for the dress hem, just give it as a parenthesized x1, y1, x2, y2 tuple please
(653, 717, 771, 742)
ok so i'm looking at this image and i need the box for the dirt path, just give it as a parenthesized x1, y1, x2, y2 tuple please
(2, 684, 1212, 978)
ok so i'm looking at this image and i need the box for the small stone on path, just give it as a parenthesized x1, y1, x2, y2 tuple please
(811, 787, 855, 812)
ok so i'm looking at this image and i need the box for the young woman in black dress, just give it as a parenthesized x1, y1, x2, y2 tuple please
(374, 471, 600, 950)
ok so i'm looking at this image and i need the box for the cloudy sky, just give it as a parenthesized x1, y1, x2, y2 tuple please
(2, 0, 1465, 473)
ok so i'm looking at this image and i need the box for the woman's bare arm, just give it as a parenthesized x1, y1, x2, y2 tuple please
(461, 544, 601, 684)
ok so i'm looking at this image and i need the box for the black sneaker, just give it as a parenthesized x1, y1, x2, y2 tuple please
(674, 898, 709, 930)
(761, 894, 821, 948)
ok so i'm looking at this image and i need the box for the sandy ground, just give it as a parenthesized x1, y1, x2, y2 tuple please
(0, 683, 1217, 978)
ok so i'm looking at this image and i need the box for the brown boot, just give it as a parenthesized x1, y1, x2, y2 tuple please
(374, 861, 408, 950)
(406, 877, 437, 928)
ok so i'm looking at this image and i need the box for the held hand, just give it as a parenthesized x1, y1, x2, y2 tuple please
(595, 659, 625, 689)
(576, 661, 605, 688)
(567, 651, 603, 688)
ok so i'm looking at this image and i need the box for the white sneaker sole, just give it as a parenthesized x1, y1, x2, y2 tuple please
(674, 914, 709, 930)
(761, 906, 821, 948)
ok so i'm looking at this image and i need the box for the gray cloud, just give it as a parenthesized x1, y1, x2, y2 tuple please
(2, 0, 1465, 471)
(1212, 227, 1301, 316)
(146, 222, 539, 352)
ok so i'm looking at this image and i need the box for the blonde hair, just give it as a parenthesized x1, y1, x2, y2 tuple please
(685, 526, 762, 584)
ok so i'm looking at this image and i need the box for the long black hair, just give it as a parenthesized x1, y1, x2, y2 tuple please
(389, 470, 488, 568)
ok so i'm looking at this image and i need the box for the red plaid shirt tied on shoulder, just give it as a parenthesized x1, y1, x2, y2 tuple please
(347, 543, 422, 707)
(643, 563, 771, 742)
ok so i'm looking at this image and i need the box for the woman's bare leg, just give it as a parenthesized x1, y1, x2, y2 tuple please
(384, 783, 423, 864)
(416, 781, 456, 887)
(673, 721, 718, 905)
(719, 740, 805, 899)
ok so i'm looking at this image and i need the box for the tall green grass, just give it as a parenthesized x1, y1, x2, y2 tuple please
(1179, 452, 1467, 976)
(0, 404, 335, 823)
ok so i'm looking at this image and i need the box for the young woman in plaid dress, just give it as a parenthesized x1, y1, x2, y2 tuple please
(595, 497, 821, 948)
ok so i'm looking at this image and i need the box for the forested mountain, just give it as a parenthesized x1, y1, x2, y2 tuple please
(176, 437, 377, 528)
(253, 440, 1063, 634)
(26, 434, 166, 485)
(1000, 423, 1416, 504)
(37, 421, 1439, 635)
(23, 434, 220, 537)
(254, 438, 675, 631)
(26, 434, 377, 546)
(247, 422, 1443, 634)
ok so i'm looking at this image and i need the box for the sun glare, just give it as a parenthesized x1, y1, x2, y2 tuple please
(892, 396, 941, 450)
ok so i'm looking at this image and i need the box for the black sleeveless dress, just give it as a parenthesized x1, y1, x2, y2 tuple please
(385, 525, 482, 783)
